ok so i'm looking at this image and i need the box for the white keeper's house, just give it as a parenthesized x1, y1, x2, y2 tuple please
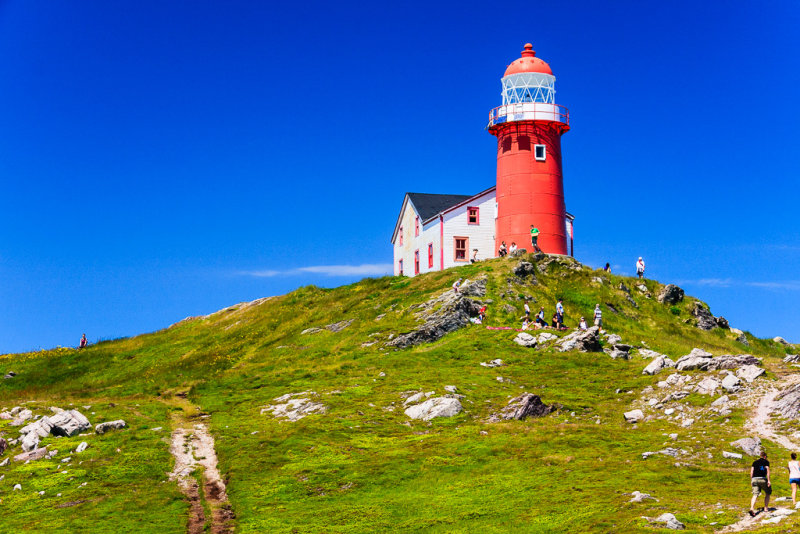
(391, 187, 574, 277)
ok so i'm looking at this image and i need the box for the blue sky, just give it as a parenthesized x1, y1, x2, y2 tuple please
(1, 1, 798, 353)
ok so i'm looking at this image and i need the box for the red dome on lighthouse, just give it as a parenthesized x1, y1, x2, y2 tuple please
(504, 43, 553, 76)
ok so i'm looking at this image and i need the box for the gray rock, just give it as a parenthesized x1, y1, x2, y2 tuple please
(513, 333, 537, 348)
(95, 420, 127, 434)
(404, 397, 463, 421)
(536, 332, 558, 344)
(403, 391, 435, 406)
(444, 385, 457, 393)
(692, 302, 717, 330)
(13, 484, 21, 491)
(723, 451, 743, 459)
(675, 348, 713, 371)
(624, 409, 644, 423)
(49, 410, 91, 437)
(480, 359, 504, 368)
(75, 442, 89, 453)
(643, 448, 685, 459)
(326, 319, 353, 333)
(730, 327, 749, 345)
(643, 355, 677, 375)
(773, 383, 800, 419)
(20, 432, 40, 452)
(14, 447, 49, 462)
(488, 393, 555, 422)
(652, 512, 685, 530)
(694, 377, 720, 395)
(706, 354, 761, 371)
(558, 326, 602, 352)
(657, 284, 685, 304)
(629, 490, 657, 503)
(509, 248, 528, 257)
(783, 354, 800, 364)
(609, 349, 631, 360)
(301, 327, 322, 335)
(619, 282, 630, 294)
(387, 279, 486, 349)
(736, 365, 765, 383)
(513, 261, 537, 280)
(711, 395, 730, 407)
(261, 396, 327, 421)
(721, 374, 741, 392)
(10, 409, 33, 426)
(3, 371, 16, 379)
(606, 334, 622, 345)
(0, 411, 12, 420)
(20, 417, 52, 438)
(638, 349, 665, 359)
(715, 316, 730, 329)
(774, 336, 790, 345)
(0, 457, 8, 467)
(731, 437, 762, 457)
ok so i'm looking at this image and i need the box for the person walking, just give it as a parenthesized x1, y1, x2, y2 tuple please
(789, 453, 800, 505)
(524, 300, 531, 319)
(636, 257, 646, 279)
(556, 299, 565, 329)
(530, 225, 541, 253)
(750, 451, 772, 516)
(593, 304, 603, 328)
(79, 334, 88, 349)
(452, 278, 462, 293)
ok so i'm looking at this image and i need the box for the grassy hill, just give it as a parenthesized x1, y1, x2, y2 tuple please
(1, 254, 797, 533)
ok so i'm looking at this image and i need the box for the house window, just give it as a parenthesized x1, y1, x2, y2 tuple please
(415, 216, 419, 236)
(467, 207, 479, 225)
(399, 226, 403, 246)
(454, 237, 468, 262)
(398, 259, 403, 276)
(428, 243, 434, 268)
(534, 144, 547, 161)
(414, 250, 420, 274)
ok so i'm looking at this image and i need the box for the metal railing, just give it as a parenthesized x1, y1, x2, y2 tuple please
(487, 103, 569, 128)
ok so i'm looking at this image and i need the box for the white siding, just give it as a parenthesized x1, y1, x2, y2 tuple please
(442, 190, 496, 270)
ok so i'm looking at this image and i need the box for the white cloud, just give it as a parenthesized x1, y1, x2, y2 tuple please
(677, 278, 800, 291)
(240, 263, 393, 278)
(675, 278, 734, 287)
(746, 280, 800, 291)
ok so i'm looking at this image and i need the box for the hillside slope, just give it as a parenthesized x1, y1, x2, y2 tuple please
(1, 254, 798, 533)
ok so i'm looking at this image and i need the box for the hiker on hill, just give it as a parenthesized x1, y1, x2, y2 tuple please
(524, 300, 531, 319)
(789, 453, 800, 505)
(636, 257, 646, 279)
(453, 278, 462, 293)
(556, 299, 565, 329)
(498, 242, 508, 257)
(79, 334, 87, 349)
(509, 242, 518, 254)
(479, 305, 487, 323)
(750, 451, 772, 516)
(579, 317, 588, 331)
(530, 225, 541, 253)
(593, 304, 603, 328)
(471, 249, 479, 263)
(535, 307, 548, 327)
(604, 262, 611, 272)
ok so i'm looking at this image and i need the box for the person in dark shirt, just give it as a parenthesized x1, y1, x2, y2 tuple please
(750, 451, 772, 516)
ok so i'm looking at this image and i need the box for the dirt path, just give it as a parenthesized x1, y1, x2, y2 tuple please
(169, 423, 234, 533)
(744, 374, 800, 452)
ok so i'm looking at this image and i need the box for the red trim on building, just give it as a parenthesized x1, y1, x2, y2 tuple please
(428, 243, 434, 268)
(439, 215, 444, 270)
(454, 236, 469, 262)
(415, 216, 419, 236)
(399, 226, 403, 246)
(467, 206, 479, 225)
(414, 250, 420, 274)
(398, 259, 403, 276)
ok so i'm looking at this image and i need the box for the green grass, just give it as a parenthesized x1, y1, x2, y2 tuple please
(0, 254, 796, 532)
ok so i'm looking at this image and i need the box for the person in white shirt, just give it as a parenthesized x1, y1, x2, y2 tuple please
(594, 304, 603, 328)
(452, 278, 462, 293)
(636, 257, 646, 279)
(579, 317, 588, 331)
(524, 301, 530, 318)
(789, 453, 800, 505)
(509, 242, 518, 254)
(556, 299, 565, 329)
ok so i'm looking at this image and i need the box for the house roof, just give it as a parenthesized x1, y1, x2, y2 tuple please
(406, 193, 473, 221)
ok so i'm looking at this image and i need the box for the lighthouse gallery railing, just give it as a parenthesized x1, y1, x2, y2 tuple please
(487, 103, 569, 128)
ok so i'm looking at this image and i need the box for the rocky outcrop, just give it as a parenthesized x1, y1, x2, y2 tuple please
(675, 348, 713, 371)
(404, 397, 462, 421)
(14, 447, 49, 462)
(731, 437, 762, 457)
(302, 319, 354, 335)
(10, 409, 33, 426)
(488, 394, 555, 422)
(480, 359, 503, 368)
(705, 354, 760, 371)
(736, 365, 765, 383)
(95, 420, 127, 434)
(642, 355, 676, 375)
(557, 326, 602, 352)
(721, 374, 741, 392)
(513, 262, 537, 281)
(624, 409, 644, 423)
(657, 284, 684, 304)
(692, 302, 717, 330)
(774, 383, 800, 419)
(261, 392, 327, 422)
(715, 316, 730, 329)
(387, 279, 486, 349)
(784, 354, 800, 364)
(513, 333, 537, 348)
(49, 410, 91, 437)
(774, 336, 790, 346)
(650, 513, 685, 530)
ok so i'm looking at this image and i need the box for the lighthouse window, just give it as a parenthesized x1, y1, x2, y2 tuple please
(454, 237, 469, 262)
(534, 144, 547, 161)
(467, 207, 479, 225)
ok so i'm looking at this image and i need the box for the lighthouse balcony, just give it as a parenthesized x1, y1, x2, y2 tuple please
(487, 103, 569, 129)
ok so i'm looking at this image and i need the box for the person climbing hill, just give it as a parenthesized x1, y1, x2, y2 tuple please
(749, 451, 772, 516)
(79, 333, 88, 349)
(636, 257, 646, 279)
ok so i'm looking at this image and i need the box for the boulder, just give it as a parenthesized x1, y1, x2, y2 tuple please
(14, 447, 49, 462)
(657, 284, 685, 304)
(624, 409, 644, 423)
(723, 451, 743, 459)
(784, 354, 800, 364)
(3, 371, 16, 379)
(715, 316, 730, 329)
(711, 395, 730, 407)
(21, 432, 40, 452)
(536, 332, 558, 344)
(403, 391, 434, 406)
(638, 349, 665, 359)
(95, 420, 126, 434)
(736, 365, 765, 383)
(706, 354, 761, 371)
(675, 348, 713, 371)
(325, 319, 353, 332)
(721, 374, 741, 393)
(509, 248, 527, 257)
(606, 334, 622, 345)
(731, 437, 762, 457)
(10, 409, 33, 426)
(629, 491, 657, 503)
(20, 417, 52, 438)
(444, 385, 457, 393)
(608, 349, 631, 360)
(558, 326, 602, 352)
(694, 377, 720, 395)
(75, 442, 89, 453)
(692, 302, 717, 330)
(404, 397, 463, 421)
(642, 355, 676, 375)
(513, 333, 537, 348)
(774, 336, 790, 345)
(488, 393, 555, 422)
(49, 410, 91, 437)
(651, 512, 685, 530)
(480, 359, 503, 368)
(0, 411, 12, 420)
(513, 262, 537, 279)
(774, 383, 800, 419)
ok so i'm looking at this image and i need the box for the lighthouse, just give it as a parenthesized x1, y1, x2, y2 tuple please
(488, 44, 571, 255)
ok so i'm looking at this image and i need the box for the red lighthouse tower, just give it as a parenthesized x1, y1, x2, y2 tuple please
(488, 44, 570, 255)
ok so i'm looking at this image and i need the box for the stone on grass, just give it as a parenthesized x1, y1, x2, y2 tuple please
(675, 348, 713, 371)
(513, 262, 537, 278)
(773, 383, 800, 419)
(692, 302, 717, 331)
(783, 354, 800, 364)
(10, 409, 33, 426)
(536, 332, 558, 344)
(14, 447, 49, 462)
(723, 451, 742, 459)
(706, 354, 761, 371)
(404, 397, 463, 421)
(652, 512, 685, 530)
(403, 391, 434, 406)
(681, 418, 694, 428)
(95, 420, 127, 434)
(262, 395, 327, 422)
(557, 326, 602, 352)
(624, 409, 644, 423)
(711, 395, 730, 407)
(643, 355, 676, 375)
(49, 410, 92, 437)
(444, 385, 457, 394)
(694, 377, 720, 395)
(731, 437, 762, 457)
(513, 333, 537, 348)
(480, 359, 503, 368)
(75, 442, 89, 453)
(736, 365, 765, 383)
(638, 349, 664, 359)
(657, 284, 685, 304)
(488, 393, 555, 422)
(774, 336, 790, 345)
(629, 490, 657, 503)
(21, 432, 40, 452)
(721, 374, 741, 392)
(13, 484, 21, 491)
